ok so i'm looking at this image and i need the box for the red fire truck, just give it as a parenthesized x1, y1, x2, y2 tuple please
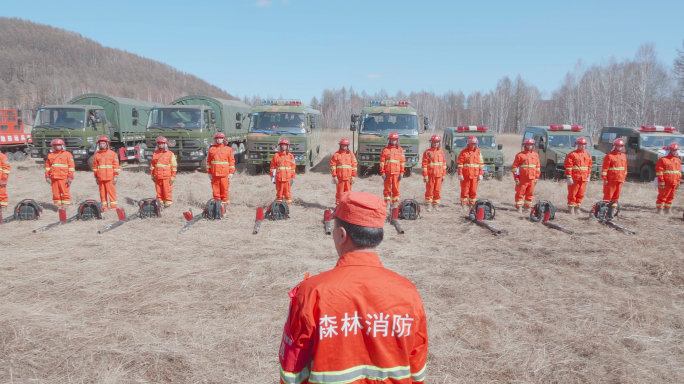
(0, 109, 31, 161)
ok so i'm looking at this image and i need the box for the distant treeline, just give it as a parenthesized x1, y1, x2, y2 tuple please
(0, 17, 236, 122)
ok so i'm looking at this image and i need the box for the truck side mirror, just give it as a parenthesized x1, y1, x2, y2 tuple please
(593, 144, 599, 150)
(445, 144, 451, 151)
(350, 123, 357, 132)
(539, 142, 545, 150)
(211, 111, 216, 124)
(630, 142, 638, 150)
(236, 112, 243, 121)
(310, 121, 316, 129)
(423, 117, 429, 130)
(236, 122, 242, 129)
(17, 109, 22, 117)
(132, 119, 138, 126)
(351, 114, 359, 123)
(132, 108, 139, 118)
(498, 144, 503, 150)
(17, 118, 22, 124)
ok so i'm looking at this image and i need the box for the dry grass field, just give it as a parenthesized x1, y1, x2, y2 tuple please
(1, 131, 683, 383)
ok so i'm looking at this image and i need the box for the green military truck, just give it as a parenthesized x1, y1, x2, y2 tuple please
(523, 125, 605, 179)
(597, 125, 684, 181)
(246, 99, 322, 173)
(442, 126, 505, 180)
(349, 100, 428, 176)
(30, 93, 156, 167)
(144, 95, 252, 170)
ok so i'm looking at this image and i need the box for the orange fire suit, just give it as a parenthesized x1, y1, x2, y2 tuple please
(421, 147, 447, 205)
(271, 151, 296, 205)
(457, 147, 484, 205)
(601, 150, 627, 207)
(0, 152, 10, 210)
(564, 149, 592, 209)
(379, 145, 405, 204)
(279, 252, 428, 384)
(150, 149, 177, 206)
(512, 150, 541, 208)
(45, 150, 75, 207)
(92, 148, 120, 210)
(206, 144, 236, 205)
(655, 154, 682, 209)
(330, 149, 357, 204)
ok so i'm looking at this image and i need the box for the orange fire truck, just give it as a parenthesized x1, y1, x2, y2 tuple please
(0, 109, 31, 161)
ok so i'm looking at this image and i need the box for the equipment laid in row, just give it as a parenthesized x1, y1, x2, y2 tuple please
(468, 199, 501, 234)
(590, 201, 635, 234)
(33, 200, 104, 233)
(180, 198, 226, 234)
(529, 200, 573, 234)
(0, 199, 43, 224)
(98, 198, 162, 234)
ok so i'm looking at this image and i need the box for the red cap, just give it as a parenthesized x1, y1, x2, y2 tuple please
(331, 191, 386, 228)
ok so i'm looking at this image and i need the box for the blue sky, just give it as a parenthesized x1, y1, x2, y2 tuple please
(3, 0, 683, 101)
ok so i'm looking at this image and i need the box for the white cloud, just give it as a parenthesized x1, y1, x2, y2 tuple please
(367, 74, 382, 79)
(254, 0, 272, 7)
(282, 0, 290, 4)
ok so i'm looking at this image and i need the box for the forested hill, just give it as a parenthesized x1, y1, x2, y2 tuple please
(0, 17, 235, 119)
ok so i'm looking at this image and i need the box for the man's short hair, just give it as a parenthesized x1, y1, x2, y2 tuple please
(335, 217, 383, 247)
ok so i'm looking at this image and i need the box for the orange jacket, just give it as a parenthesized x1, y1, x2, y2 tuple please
(206, 144, 236, 177)
(279, 252, 428, 384)
(512, 150, 541, 181)
(45, 150, 75, 180)
(421, 147, 447, 178)
(564, 149, 592, 181)
(150, 150, 177, 180)
(457, 147, 484, 179)
(601, 151, 627, 182)
(271, 151, 296, 182)
(0, 152, 9, 183)
(379, 145, 405, 176)
(330, 149, 357, 180)
(656, 154, 682, 185)
(92, 149, 120, 181)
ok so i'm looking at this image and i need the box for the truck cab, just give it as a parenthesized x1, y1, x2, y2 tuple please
(0, 109, 31, 161)
(350, 100, 428, 176)
(523, 125, 605, 179)
(443, 126, 505, 180)
(246, 99, 322, 173)
(598, 126, 684, 181)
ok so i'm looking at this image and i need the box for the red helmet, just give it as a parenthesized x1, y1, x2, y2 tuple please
(339, 138, 350, 146)
(388, 132, 400, 140)
(51, 138, 65, 146)
(214, 132, 226, 140)
(467, 136, 478, 144)
(613, 138, 625, 146)
(96, 136, 110, 144)
(156, 136, 168, 145)
(278, 138, 290, 146)
(523, 138, 535, 145)
(666, 143, 680, 151)
(576, 137, 588, 145)
(430, 135, 441, 142)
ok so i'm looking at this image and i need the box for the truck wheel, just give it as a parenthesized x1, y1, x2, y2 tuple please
(405, 168, 412, 177)
(496, 167, 504, 181)
(253, 164, 263, 175)
(359, 165, 368, 176)
(546, 164, 556, 180)
(296, 164, 310, 174)
(5, 152, 14, 161)
(13, 151, 25, 161)
(640, 164, 655, 182)
(87, 155, 94, 170)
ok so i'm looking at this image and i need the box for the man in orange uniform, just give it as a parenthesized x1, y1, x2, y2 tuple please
(45, 138, 75, 210)
(655, 142, 682, 214)
(330, 138, 357, 205)
(278, 191, 428, 384)
(457, 136, 484, 210)
(601, 138, 627, 210)
(150, 136, 177, 208)
(512, 138, 541, 213)
(564, 136, 592, 215)
(92, 136, 120, 212)
(421, 134, 447, 212)
(206, 132, 235, 206)
(270, 137, 296, 205)
(0, 151, 10, 212)
(379, 131, 405, 213)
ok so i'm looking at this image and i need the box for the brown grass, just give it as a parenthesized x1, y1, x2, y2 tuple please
(1, 131, 683, 383)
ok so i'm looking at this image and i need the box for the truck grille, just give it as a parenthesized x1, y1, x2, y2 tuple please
(41, 138, 82, 147)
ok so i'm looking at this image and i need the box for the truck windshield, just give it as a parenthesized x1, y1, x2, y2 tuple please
(250, 112, 307, 133)
(547, 135, 592, 147)
(34, 108, 86, 129)
(454, 135, 496, 147)
(640, 135, 684, 148)
(148, 108, 204, 130)
(361, 114, 418, 135)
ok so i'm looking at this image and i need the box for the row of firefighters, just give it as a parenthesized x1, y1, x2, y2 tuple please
(0, 133, 682, 215)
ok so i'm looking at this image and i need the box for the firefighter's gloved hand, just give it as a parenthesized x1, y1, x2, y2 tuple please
(113, 176, 118, 185)
(66, 178, 73, 186)
(169, 177, 175, 186)
(566, 178, 574, 186)
(587, 177, 591, 182)
(351, 177, 356, 185)
(46, 177, 51, 184)
(478, 175, 483, 181)
(208, 174, 212, 181)
(515, 179, 520, 186)
(382, 174, 386, 181)
(150, 175, 155, 182)
(659, 182, 665, 190)
(95, 177, 99, 185)
(604, 180, 608, 185)
(290, 179, 294, 186)
(271, 176, 275, 184)
(458, 175, 464, 181)
(332, 177, 338, 185)
(398, 175, 403, 181)
(0, 181, 6, 187)
(423, 176, 429, 183)
(228, 174, 233, 180)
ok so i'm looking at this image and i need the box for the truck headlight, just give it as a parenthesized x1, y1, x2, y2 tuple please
(31, 148, 41, 154)
(144, 150, 154, 156)
(558, 157, 565, 164)
(190, 151, 203, 156)
(495, 157, 503, 164)
(73, 149, 87, 155)
(249, 153, 259, 159)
